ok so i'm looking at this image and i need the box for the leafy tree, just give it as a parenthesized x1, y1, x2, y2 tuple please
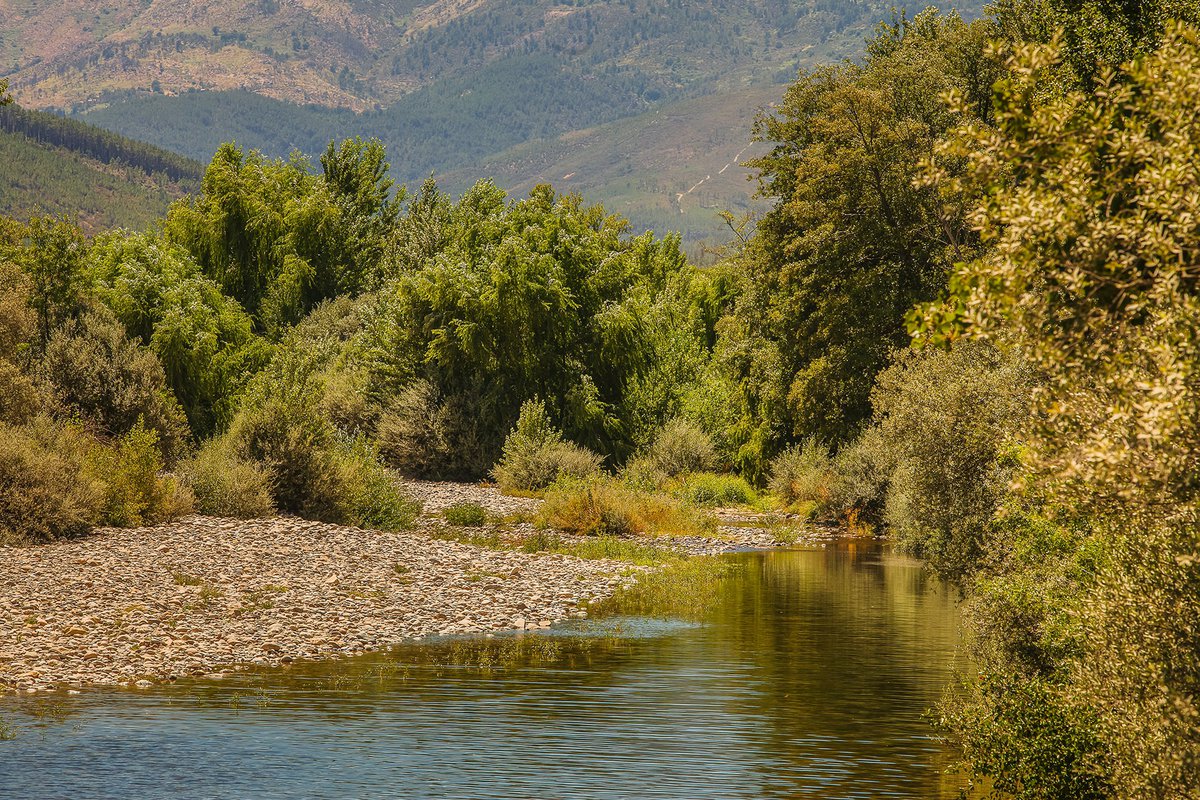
(993, 0, 1200, 87)
(87, 231, 270, 436)
(928, 24, 1200, 797)
(17, 216, 89, 346)
(366, 181, 708, 470)
(165, 140, 393, 335)
(734, 10, 1002, 453)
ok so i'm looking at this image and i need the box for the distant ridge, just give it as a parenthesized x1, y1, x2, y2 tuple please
(0, 103, 200, 233)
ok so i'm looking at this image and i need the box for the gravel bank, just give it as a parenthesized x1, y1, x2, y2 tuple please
(0, 515, 638, 695)
(1, 482, 836, 694)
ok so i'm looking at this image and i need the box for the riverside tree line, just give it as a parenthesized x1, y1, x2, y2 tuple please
(4, 0, 1200, 793)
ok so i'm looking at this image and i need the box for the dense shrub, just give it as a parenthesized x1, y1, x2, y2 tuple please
(83, 422, 193, 528)
(226, 390, 344, 521)
(334, 438, 421, 531)
(375, 381, 488, 480)
(769, 439, 840, 512)
(442, 502, 487, 527)
(491, 400, 603, 494)
(867, 342, 1027, 581)
(41, 309, 189, 461)
(0, 262, 35, 359)
(0, 359, 42, 425)
(0, 419, 101, 544)
(182, 436, 276, 519)
(671, 472, 757, 507)
(643, 419, 718, 477)
(538, 478, 715, 538)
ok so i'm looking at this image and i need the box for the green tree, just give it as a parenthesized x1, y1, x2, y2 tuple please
(929, 24, 1200, 797)
(19, 216, 89, 346)
(366, 181, 708, 470)
(166, 140, 391, 336)
(87, 231, 270, 436)
(733, 10, 1002, 454)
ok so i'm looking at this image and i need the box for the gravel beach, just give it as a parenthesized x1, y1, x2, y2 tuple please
(0, 481, 817, 694)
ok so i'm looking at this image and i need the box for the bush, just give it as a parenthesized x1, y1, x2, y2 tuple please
(769, 439, 840, 511)
(0, 262, 35, 360)
(443, 502, 487, 527)
(492, 399, 603, 493)
(40, 309, 189, 461)
(181, 436, 275, 519)
(867, 342, 1027, 581)
(0, 359, 42, 425)
(538, 478, 715, 538)
(376, 381, 489, 480)
(334, 438, 421, 531)
(672, 472, 757, 507)
(83, 422, 193, 528)
(226, 390, 344, 521)
(642, 418, 717, 478)
(0, 419, 102, 544)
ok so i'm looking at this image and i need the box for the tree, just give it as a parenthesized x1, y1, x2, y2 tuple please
(930, 25, 1200, 797)
(733, 10, 1001, 453)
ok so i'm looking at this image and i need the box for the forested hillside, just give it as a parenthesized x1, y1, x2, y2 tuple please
(1, 0, 984, 245)
(0, 102, 201, 232)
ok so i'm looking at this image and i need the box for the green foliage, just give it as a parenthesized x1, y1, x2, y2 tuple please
(88, 231, 269, 436)
(226, 382, 343, 521)
(83, 421, 193, 528)
(925, 25, 1200, 797)
(165, 141, 392, 334)
(0, 419, 102, 544)
(732, 10, 1001, 450)
(538, 477, 715, 538)
(670, 472, 756, 508)
(640, 418, 717, 479)
(19, 216, 88, 345)
(181, 435, 275, 519)
(866, 342, 1027, 581)
(993, 0, 1200, 88)
(768, 439, 840, 513)
(366, 182, 707, 469)
(0, 359, 42, 425)
(375, 380, 488, 480)
(491, 399, 603, 494)
(41, 308, 189, 461)
(218, 313, 419, 529)
(333, 438, 421, 531)
(442, 502, 487, 528)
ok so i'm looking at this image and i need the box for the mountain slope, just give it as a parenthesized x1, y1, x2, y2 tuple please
(2, 0, 904, 112)
(0, 104, 201, 232)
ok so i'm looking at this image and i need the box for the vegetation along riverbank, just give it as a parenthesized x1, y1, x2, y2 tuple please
(6, 0, 1200, 794)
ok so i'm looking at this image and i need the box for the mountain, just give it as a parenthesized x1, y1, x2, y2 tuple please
(0, 1, 983, 243)
(0, 103, 202, 232)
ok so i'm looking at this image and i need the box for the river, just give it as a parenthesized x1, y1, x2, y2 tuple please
(0, 541, 965, 799)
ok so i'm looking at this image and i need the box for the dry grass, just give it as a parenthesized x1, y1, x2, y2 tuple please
(538, 479, 715, 538)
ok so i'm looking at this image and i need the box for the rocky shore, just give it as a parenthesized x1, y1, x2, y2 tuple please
(0, 481, 820, 695)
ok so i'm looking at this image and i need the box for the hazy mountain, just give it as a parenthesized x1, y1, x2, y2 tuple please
(1, 0, 981, 242)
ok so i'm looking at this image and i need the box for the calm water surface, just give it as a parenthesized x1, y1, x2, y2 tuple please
(0, 542, 965, 799)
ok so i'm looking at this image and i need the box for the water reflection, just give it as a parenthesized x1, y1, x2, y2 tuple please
(0, 542, 965, 799)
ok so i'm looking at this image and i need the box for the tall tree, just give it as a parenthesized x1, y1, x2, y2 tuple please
(730, 10, 1001, 454)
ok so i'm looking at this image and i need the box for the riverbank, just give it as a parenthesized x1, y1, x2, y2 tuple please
(0, 481, 823, 694)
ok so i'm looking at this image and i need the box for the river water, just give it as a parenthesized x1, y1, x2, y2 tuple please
(0, 542, 965, 799)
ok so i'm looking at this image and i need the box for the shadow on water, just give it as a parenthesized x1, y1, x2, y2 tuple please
(0, 541, 968, 799)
